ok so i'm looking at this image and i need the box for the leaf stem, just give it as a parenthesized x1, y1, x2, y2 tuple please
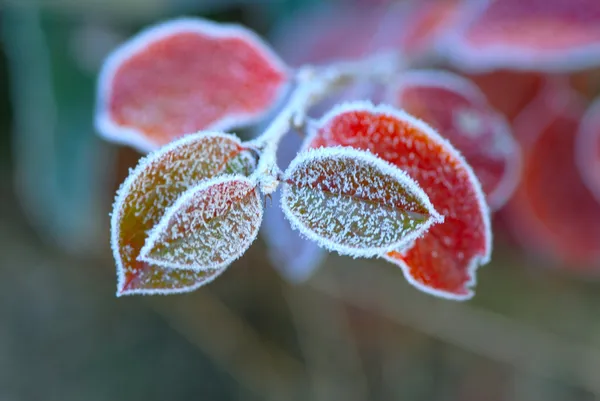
(250, 51, 404, 194)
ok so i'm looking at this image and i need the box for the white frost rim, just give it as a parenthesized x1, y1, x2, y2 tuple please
(95, 17, 291, 153)
(281, 145, 445, 259)
(138, 174, 263, 271)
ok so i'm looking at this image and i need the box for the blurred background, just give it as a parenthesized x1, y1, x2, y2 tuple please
(2, 0, 600, 400)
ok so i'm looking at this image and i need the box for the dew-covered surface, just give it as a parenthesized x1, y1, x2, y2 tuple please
(282, 147, 440, 257)
(504, 87, 600, 267)
(446, 0, 600, 71)
(141, 177, 262, 270)
(305, 103, 491, 299)
(576, 96, 600, 203)
(112, 132, 256, 295)
(97, 19, 289, 150)
(390, 70, 520, 210)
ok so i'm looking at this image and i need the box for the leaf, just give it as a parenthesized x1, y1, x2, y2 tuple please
(96, 18, 290, 152)
(443, 0, 600, 72)
(304, 102, 491, 300)
(281, 146, 443, 258)
(111, 132, 257, 296)
(140, 176, 263, 270)
(388, 69, 521, 210)
(270, 2, 408, 66)
(260, 131, 327, 283)
(466, 71, 545, 122)
(504, 83, 600, 267)
(576, 96, 600, 203)
(399, 0, 462, 54)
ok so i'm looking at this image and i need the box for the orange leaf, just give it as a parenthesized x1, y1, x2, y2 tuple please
(304, 102, 491, 300)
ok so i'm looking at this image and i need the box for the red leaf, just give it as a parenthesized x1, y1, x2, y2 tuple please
(388, 70, 521, 210)
(466, 71, 545, 122)
(505, 84, 600, 267)
(400, 0, 462, 54)
(577, 97, 600, 202)
(271, 2, 409, 66)
(304, 102, 491, 300)
(96, 18, 289, 152)
(445, 0, 600, 71)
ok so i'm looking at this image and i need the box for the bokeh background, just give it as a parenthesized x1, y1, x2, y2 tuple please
(2, 0, 600, 400)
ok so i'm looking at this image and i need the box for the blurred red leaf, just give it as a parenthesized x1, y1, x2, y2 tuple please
(305, 103, 491, 300)
(111, 132, 257, 296)
(400, 0, 462, 54)
(445, 0, 600, 71)
(466, 71, 545, 121)
(504, 83, 600, 267)
(281, 146, 442, 257)
(388, 70, 520, 210)
(96, 18, 289, 152)
(271, 3, 406, 66)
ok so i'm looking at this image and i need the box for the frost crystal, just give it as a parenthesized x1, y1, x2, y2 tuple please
(140, 176, 263, 270)
(304, 101, 492, 300)
(111, 131, 256, 296)
(281, 146, 442, 258)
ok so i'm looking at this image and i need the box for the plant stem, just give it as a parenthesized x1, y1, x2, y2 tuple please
(250, 51, 404, 194)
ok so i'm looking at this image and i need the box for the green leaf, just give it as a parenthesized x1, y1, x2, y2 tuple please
(281, 146, 443, 258)
(139, 176, 263, 270)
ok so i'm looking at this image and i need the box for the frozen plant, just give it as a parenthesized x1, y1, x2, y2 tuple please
(95, 17, 500, 300)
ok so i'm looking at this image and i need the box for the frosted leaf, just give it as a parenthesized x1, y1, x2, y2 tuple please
(388, 69, 521, 210)
(96, 18, 289, 152)
(304, 101, 491, 300)
(140, 176, 262, 270)
(281, 146, 443, 258)
(111, 131, 257, 296)
(504, 84, 600, 268)
(576, 96, 600, 203)
(261, 131, 327, 283)
(442, 0, 600, 72)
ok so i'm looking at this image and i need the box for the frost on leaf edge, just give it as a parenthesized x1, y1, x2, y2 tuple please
(387, 69, 522, 210)
(118, 265, 229, 297)
(138, 174, 263, 271)
(112, 131, 244, 296)
(437, 0, 600, 72)
(95, 17, 291, 153)
(381, 251, 477, 301)
(281, 146, 444, 258)
(303, 100, 493, 266)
